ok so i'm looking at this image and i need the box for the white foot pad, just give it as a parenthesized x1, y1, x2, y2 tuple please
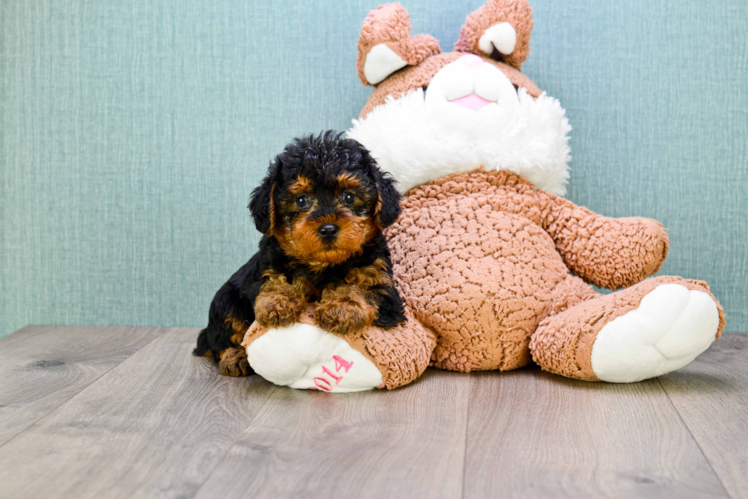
(591, 284, 719, 383)
(246, 323, 383, 393)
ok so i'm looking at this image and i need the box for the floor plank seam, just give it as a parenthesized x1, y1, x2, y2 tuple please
(656, 377, 732, 498)
(190, 384, 279, 499)
(0, 327, 164, 451)
(460, 374, 472, 500)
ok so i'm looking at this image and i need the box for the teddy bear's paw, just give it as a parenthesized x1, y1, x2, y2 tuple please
(245, 323, 383, 393)
(591, 284, 720, 383)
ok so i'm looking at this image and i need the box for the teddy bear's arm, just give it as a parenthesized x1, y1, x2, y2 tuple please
(536, 190, 669, 290)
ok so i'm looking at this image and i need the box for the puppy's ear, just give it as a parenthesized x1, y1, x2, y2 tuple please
(373, 169, 402, 229)
(248, 165, 278, 237)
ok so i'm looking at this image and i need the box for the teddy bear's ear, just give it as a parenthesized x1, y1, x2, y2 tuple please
(454, 0, 533, 70)
(356, 3, 440, 86)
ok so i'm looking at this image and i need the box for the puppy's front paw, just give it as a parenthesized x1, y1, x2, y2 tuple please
(315, 291, 376, 335)
(255, 291, 304, 328)
(218, 347, 252, 377)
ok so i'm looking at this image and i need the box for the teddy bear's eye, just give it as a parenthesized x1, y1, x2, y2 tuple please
(341, 192, 356, 206)
(295, 195, 311, 209)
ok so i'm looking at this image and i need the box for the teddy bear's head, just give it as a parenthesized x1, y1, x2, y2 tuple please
(347, 1, 571, 195)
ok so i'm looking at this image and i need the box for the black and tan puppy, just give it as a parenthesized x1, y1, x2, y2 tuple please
(193, 131, 406, 376)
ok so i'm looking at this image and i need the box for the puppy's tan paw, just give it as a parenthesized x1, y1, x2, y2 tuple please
(255, 291, 304, 328)
(218, 347, 252, 377)
(315, 292, 376, 335)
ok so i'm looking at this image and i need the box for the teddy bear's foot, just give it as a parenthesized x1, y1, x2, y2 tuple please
(242, 307, 436, 392)
(245, 323, 383, 393)
(590, 283, 721, 382)
(530, 276, 725, 383)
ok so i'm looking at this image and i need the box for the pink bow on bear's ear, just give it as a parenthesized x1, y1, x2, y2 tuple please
(356, 3, 441, 86)
(455, 0, 534, 70)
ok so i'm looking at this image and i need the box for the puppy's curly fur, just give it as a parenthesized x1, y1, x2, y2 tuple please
(194, 131, 406, 376)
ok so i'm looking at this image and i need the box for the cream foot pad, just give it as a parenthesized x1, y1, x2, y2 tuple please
(591, 284, 720, 383)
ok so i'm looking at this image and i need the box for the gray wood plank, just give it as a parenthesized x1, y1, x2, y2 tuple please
(463, 367, 728, 498)
(195, 370, 470, 499)
(0, 327, 276, 498)
(0, 325, 161, 447)
(659, 334, 748, 499)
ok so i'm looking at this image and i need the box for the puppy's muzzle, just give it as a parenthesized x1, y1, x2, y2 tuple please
(318, 223, 339, 241)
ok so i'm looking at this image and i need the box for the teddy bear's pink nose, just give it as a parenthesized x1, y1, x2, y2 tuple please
(459, 54, 484, 67)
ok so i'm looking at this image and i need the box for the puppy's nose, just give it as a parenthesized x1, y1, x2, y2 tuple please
(318, 224, 339, 240)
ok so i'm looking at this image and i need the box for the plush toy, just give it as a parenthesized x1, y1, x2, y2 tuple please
(243, 0, 724, 391)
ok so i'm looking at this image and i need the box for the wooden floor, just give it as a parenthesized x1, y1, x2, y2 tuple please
(0, 326, 746, 499)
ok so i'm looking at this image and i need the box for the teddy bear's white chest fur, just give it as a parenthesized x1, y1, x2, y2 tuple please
(348, 56, 572, 196)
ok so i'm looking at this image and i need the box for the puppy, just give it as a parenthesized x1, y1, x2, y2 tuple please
(193, 131, 406, 376)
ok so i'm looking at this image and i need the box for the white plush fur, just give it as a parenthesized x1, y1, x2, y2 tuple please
(348, 59, 571, 195)
(591, 284, 720, 383)
(246, 323, 383, 393)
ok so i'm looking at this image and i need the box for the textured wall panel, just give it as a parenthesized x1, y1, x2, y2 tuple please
(1, 0, 746, 337)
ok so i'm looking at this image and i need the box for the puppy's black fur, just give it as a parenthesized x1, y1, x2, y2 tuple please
(193, 131, 405, 376)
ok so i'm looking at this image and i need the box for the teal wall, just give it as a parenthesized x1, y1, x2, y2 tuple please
(2, 0, 747, 337)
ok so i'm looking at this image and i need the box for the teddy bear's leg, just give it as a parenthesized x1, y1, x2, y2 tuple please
(454, 0, 533, 69)
(530, 276, 725, 383)
(427, 274, 595, 374)
(242, 307, 435, 392)
(547, 274, 600, 317)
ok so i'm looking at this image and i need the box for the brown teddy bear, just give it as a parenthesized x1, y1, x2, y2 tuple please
(243, 0, 724, 391)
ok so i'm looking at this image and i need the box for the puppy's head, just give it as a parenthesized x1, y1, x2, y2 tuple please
(249, 131, 401, 266)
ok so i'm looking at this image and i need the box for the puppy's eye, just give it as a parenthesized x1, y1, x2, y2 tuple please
(295, 195, 310, 209)
(341, 192, 356, 206)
